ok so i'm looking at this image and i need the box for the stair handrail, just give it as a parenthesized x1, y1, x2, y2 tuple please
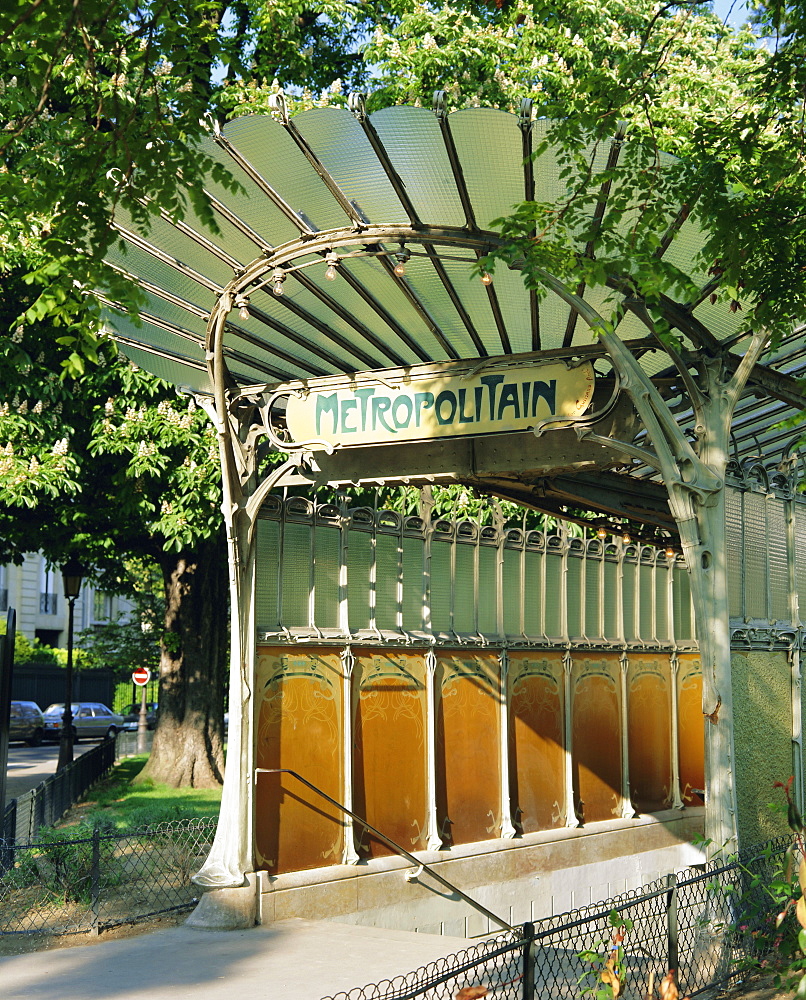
(254, 767, 513, 932)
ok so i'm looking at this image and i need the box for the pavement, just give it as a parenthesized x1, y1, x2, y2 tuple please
(4, 743, 95, 800)
(0, 918, 472, 1000)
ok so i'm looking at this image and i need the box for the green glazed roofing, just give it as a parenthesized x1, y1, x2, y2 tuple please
(101, 103, 805, 470)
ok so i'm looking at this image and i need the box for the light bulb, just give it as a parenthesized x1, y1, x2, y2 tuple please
(239, 303, 249, 320)
(325, 264, 337, 281)
(480, 271, 493, 286)
(622, 532, 631, 544)
(273, 280, 285, 297)
(596, 527, 607, 540)
(393, 246, 410, 277)
(665, 547, 676, 559)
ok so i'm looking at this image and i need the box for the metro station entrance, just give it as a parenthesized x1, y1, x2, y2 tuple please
(102, 99, 806, 929)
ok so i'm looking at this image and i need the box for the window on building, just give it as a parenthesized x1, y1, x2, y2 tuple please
(35, 628, 61, 647)
(39, 560, 58, 615)
(93, 590, 114, 622)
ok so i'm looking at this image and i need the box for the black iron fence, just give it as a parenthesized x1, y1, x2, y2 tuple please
(321, 837, 791, 1000)
(2, 739, 117, 843)
(0, 816, 216, 935)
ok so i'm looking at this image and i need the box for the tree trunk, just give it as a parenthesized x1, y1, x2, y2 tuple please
(135, 533, 228, 788)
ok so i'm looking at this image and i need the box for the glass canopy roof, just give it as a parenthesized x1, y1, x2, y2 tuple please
(101, 103, 805, 478)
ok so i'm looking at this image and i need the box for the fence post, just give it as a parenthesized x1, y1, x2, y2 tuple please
(91, 826, 101, 935)
(521, 921, 535, 1000)
(0, 799, 15, 876)
(666, 872, 678, 976)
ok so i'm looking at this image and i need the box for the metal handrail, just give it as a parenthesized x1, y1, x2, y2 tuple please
(254, 767, 513, 932)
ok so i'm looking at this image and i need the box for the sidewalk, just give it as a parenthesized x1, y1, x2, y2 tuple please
(1, 918, 471, 1000)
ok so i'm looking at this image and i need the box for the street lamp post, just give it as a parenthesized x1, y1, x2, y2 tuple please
(57, 558, 84, 772)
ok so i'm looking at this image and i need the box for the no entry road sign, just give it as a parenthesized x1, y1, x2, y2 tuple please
(132, 667, 151, 686)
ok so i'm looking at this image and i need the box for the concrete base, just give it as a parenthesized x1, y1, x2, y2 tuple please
(256, 808, 705, 937)
(186, 873, 259, 930)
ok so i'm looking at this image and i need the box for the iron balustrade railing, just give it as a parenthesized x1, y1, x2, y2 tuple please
(320, 837, 792, 1000)
(39, 591, 58, 615)
(2, 738, 116, 844)
(255, 767, 514, 933)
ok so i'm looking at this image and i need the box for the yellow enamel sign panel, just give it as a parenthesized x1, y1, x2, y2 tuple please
(284, 359, 595, 449)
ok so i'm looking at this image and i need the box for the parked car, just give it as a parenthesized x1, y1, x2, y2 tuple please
(9, 701, 45, 746)
(42, 702, 125, 742)
(121, 702, 158, 731)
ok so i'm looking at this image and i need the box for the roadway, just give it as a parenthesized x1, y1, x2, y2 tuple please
(5, 741, 96, 801)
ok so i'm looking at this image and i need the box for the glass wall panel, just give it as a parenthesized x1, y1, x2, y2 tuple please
(313, 524, 340, 629)
(566, 556, 582, 638)
(544, 550, 563, 637)
(524, 548, 543, 637)
(255, 518, 280, 631)
(454, 544, 476, 633)
(503, 547, 521, 635)
(347, 530, 372, 632)
(478, 546, 498, 634)
(725, 488, 743, 617)
(430, 540, 452, 633)
(603, 560, 619, 640)
(744, 492, 768, 619)
(375, 533, 399, 631)
(584, 556, 601, 638)
(402, 536, 425, 631)
(282, 523, 311, 626)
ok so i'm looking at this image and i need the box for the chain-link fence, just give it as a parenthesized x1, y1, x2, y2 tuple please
(0, 816, 216, 936)
(321, 837, 791, 1000)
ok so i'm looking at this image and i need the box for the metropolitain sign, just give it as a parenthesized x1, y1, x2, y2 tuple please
(281, 358, 595, 450)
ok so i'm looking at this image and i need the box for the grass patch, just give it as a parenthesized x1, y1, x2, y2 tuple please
(59, 756, 222, 830)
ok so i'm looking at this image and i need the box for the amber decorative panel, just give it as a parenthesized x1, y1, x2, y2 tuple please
(254, 646, 343, 874)
(678, 654, 705, 805)
(352, 649, 427, 858)
(508, 652, 565, 833)
(436, 652, 501, 846)
(627, 655, 672, 813)
(571, 654, 622, 823)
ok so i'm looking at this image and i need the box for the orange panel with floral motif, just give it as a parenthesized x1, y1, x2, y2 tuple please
(352, 649, 428, 858)
(627, 655, 673, 812)
(436, 652, 501, 846)
(572, 654, 622, 823)
(677, 654, 705, 805)
(254, 646, 343, 874)
(508, 652, 565, 833)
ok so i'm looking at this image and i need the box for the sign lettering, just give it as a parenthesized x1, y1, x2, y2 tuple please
(284, 359, 594, 450)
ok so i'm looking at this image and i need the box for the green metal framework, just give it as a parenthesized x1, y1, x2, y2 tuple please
(100, 97, 806, 892)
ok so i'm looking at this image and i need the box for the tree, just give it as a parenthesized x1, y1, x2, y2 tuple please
(0, 0, 398, 374)
(0, 266, 232, 786)
(0, 0, 399, 788)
